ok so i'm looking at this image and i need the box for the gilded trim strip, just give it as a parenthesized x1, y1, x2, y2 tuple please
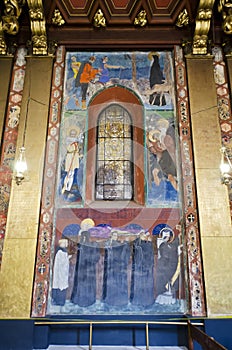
(213, 46, 232, 215)
(31, 46, 65, 317)
(174, 45, 206, 316)
(0, 47, 27, 266)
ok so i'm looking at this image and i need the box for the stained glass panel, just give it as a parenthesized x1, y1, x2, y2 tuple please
(96, 104, 133, 200)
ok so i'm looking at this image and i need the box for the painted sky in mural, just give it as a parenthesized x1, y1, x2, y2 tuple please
(56, 51, 179, 207)
(63, 51, 175, 111)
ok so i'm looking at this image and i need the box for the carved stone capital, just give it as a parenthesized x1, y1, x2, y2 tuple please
(0, 37, 7, 55)
(0, 20, 7, 55)
(218, 0, 232, 34)
(27, 0, 48, 55)
(1, 0, 25, 35)
(192, 0, 215, 55)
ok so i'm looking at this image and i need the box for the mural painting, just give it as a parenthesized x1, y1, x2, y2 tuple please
(57, 113, 86, 204)
(47, 51, 186, 316)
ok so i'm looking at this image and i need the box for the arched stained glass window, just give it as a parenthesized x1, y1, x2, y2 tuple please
(95, 104, 133, 200)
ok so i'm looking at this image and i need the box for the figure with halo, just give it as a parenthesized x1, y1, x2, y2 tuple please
(61, 126, 83, 201)
(155, 226, 182, 305)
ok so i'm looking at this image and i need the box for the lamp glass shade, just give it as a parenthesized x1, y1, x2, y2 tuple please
(15, 147, 27, 174)
(220, 161, 231, 174)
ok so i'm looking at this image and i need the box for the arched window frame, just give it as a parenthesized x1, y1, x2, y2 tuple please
(86, 85, 145, 206)
(95, 103, 134, 201)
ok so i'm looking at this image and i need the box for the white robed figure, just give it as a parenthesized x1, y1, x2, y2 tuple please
(62, 127, 83, 194)
(52, 238, 71, 306)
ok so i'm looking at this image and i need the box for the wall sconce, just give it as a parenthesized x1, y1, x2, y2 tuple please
(14, 97, 29, 185)
(14, 146, 27, 185)
(220, 146, 232, 185)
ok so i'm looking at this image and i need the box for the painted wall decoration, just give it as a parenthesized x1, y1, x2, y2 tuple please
(31, 46, 206, 318)
(63, 52, 175, 111)
(58, 51, 179, 207)
(45, 50, 187, 316)
(145, 110, 178, 206)
(48, 209, 184, 315)
(57, 113, 86, 204)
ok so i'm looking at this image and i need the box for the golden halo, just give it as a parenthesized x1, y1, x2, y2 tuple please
(66, 125, 80, 138)
(58, 238, 68, 247)
(159, 227, 175, 243)
(156, 118, 169, 130)
(148, 51, 160, 61)
(80, 218, 95, 230)
(148, 129, 161, 143)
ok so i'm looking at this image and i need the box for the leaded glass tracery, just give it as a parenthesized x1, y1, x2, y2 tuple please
(95, 104, 133, 200)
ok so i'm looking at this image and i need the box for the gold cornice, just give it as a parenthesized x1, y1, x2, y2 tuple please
(52, 9, 65, 26)
(176, 8, 189, 28)
(0, 0, 25, 54)
(2, 0, 25, 35)
(185, 54, 214, 59)
(192, 0, 215, 55)
(26, 0, 47, 55)
(0, 21, 7, 55)
(134, 9, 147, 27)
(218, 0, 232, 34)
(93, 9, 106, 28)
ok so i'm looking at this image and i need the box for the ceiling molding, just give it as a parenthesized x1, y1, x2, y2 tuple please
(0, 1, 228, 54)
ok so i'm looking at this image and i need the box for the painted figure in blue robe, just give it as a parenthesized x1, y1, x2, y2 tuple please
(146, 121, 178, 203)
(102, 230, 131, 307)
(130, 230, 155, 308)
(98, 56, 124, 86)
(71, 231, 100, 307)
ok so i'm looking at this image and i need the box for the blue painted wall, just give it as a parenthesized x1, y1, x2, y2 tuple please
(0, 318, 231, 350)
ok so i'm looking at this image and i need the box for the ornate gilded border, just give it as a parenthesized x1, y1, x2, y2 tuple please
(213, 46, 232, 213)
(0, 48, 27, 266)
(174, 46, 206, 316)
(31, 46, 65, 317)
